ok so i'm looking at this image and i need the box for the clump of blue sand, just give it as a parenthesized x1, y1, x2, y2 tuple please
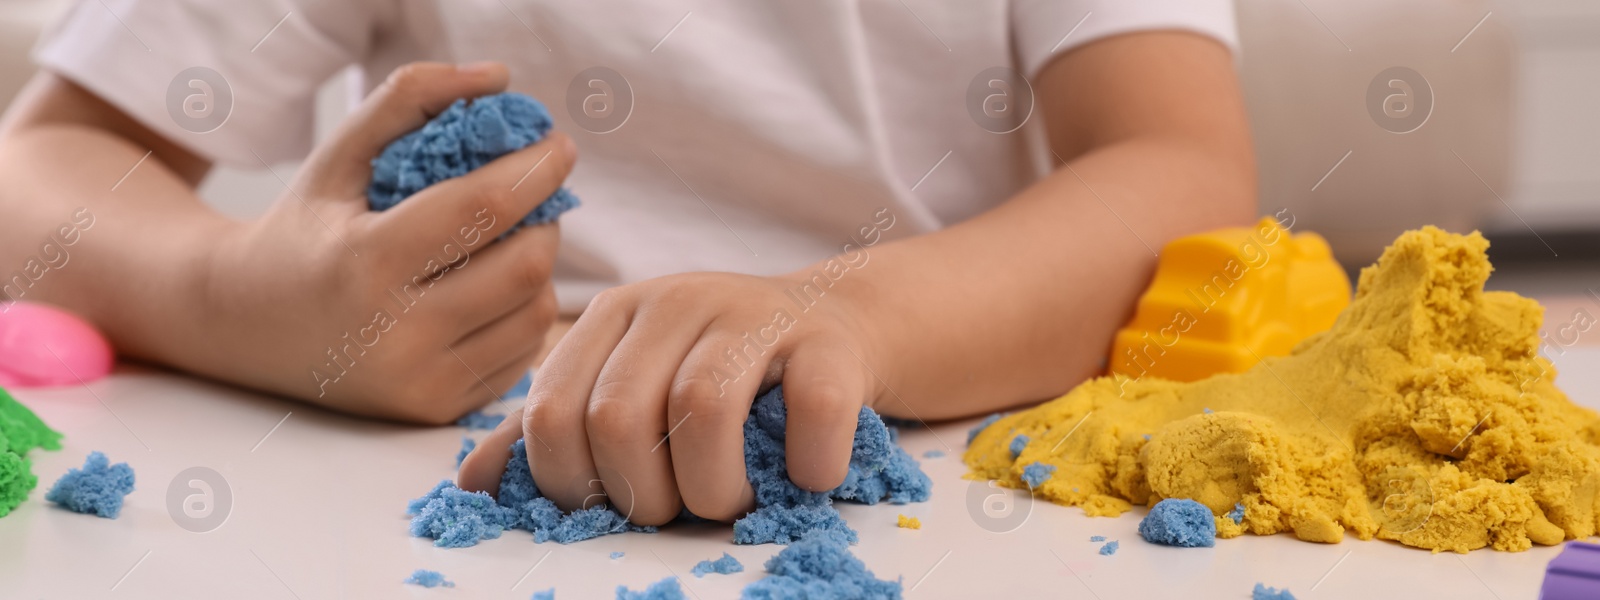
(734, 386, 931, 545)
(408, 386, 931, 549)
(1252, 583, 1297, 600)
(1020, 462, 1055, 489)
(1098, 540, 1119, 555)
(408, 439, 657, 547)
(1138, 498, 1216, 547)
(617, 576, 686, 600)
(691, 552, 744, 577)
(1008, 434, 1029, 457)
(45, 451, 134, 518)
(742, 530, 903, 599)
(404, 569, 453, 588)
(530, 589, 556, 600)
(367, 93, 579, 228)
(1227, 502, 1245, 524)
(967, 413, 1003, 445)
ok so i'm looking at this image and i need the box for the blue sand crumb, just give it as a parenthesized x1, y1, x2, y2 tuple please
(967, 413, 1003, 445)
(1138, 498, 1217, 547)
(457, 410, 506, 430)
(1008, 434, 1029, 457)
(1099, 540, 1119, 555)
(1021, 462, 1056, 489)
(1143, 434, 1151, 441)
(1089, 535, 1106, 542)
(367, 93, 579, 229)
(1227, 503, 1245, 524)
(610, 551, 625, 559)
(456, 437, 476, 468)
(531, 589, 556, 600)
(733, 386, 932, 545)
(1252, 583, 1297, 600)
(408, 440, 656, 548)
(617, 576, 686, 600)
(922, 450, 945, 459)
(1203, 407, 1213, 414)
(740, 530, 903, 599)
(691, 552, 744, 577)
(505, 372, 534, 400)
(45, 451, 135, 519)
(404, 569, 454, 588)
(411, 386, 930, 549)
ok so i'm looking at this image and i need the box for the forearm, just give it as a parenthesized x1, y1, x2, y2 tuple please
(842, 136, 1254, 420)
(0, 124, 232, 369)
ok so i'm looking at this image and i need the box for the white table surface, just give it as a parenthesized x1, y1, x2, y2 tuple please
(5, 346, 1598, 600)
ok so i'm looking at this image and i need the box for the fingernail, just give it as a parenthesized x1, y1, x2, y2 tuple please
(562, 134, 577, 157)
(457, 61, 498, 75)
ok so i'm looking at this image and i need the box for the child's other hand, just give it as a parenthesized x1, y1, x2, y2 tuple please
(457, 271, 889, 525)
(201, 62, 575, 423)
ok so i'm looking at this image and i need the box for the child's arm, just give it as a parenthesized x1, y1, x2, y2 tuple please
(460, 31, 1254, 524)
(0, 63, 575, 423)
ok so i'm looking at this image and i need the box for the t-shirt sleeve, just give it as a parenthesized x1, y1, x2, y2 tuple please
(1011, 0, 1238, 78)
(31, 0, 392, 166)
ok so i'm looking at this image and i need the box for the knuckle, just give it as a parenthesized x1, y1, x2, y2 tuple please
(668, 375, 735, 421)
(514, 252, 554, 290)
(585, 384, 640, 442)
(523, 393, 568, 438)
(471, 185, 518, 226)
(586, 286, 629, 315)
(381, 63, 433, 102)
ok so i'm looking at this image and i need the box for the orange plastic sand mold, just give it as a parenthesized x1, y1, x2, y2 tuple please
(1110, 216, 1350, 383)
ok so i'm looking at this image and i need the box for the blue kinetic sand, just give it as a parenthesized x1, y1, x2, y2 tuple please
(404, 569, 454, 588)
(740, 530, 903, 599)
(1099, 540, 1119, 555)
(44, 451, 134, 518)
(457, 410, 506, 430)
(610, 551, 625, 559)
(967, 413, 1003, 445)
(531, 589, 556, 600)
(409, 440, 656, 548)
(455, 437, 476, 468)
(367, 93, 578, 228)
(1252, 583, 1297, 600)
(1008, 434, 1029, 457)
(617, 576, 686, 600)
(692, 552, 744, 577)
(409, 386, 930, 549)
(1227, 503, 1245, 524)
(922, 449, 944, 459)
(1138, 498, 1217, 547)
(733, 386, 932, 545)
(1089, 535, 1106, 542)
(1021, 462, 1056, 489)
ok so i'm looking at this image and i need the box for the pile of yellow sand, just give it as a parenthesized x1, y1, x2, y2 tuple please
(966, 227, 1600, 552)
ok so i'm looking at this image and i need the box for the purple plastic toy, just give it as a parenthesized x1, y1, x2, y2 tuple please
(1541, 541, 1600, 600)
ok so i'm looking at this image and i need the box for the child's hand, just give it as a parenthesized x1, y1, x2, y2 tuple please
(199, 63, 576, 423)
(458, 271, 889, 525)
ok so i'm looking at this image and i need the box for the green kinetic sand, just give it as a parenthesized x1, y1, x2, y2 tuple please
(0, 386, 63, 517)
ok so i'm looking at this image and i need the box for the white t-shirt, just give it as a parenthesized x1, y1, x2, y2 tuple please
(34, 0, 1235, 313)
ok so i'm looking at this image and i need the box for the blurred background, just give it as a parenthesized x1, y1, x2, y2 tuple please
(2, 0, 1595, 295)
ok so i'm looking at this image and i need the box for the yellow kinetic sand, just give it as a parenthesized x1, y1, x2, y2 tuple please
(967, 227, 1600, 553)
(1110, 217, 1350, 383)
